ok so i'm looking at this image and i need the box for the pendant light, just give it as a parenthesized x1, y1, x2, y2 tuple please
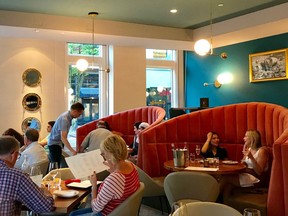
(194, 1, 227, 59)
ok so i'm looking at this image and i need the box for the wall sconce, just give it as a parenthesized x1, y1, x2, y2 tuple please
(203, 80, 221, 88)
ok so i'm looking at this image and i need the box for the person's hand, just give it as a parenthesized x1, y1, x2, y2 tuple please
(206, 132, 213, 142)
(89, 171, 98, 187)
(71, 149, 77, 155)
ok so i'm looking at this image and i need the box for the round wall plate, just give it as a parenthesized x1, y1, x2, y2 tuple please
(22, 93, 42, 111)
(22, 68, 42, 87)
(21, 117, 41, 133)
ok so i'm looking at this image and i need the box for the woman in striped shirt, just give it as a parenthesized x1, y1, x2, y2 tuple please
(70, 134, 140, 216)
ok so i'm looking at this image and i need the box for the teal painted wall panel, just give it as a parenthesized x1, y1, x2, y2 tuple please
(185, 33, 288, 108)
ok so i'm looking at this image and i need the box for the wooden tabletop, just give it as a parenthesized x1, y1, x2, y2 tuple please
(164, 160, 246, 175)
(53, 184, 91, 213)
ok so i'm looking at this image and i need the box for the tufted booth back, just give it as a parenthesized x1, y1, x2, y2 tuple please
(76, 106, 166, 151)
(138, 102, 288, 216)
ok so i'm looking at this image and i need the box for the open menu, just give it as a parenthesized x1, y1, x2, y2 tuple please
(65, 149, 108, 179)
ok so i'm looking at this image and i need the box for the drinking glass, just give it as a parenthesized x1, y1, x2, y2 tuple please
(30, 165, 41, 176)
(190, 153, 196, 164)
(48, 162, 59, 172)
(195, 145, 201, 159)
(243, 208, 261, 216)
(213, 157, 219, 168)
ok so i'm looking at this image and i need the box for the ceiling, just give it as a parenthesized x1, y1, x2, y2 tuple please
(0, 0, 287, 29)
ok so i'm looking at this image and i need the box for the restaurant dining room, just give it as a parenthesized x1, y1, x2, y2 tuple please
(1, 0, 288, 216)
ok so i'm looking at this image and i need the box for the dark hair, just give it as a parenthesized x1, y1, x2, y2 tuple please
(25, 128, 39, 142)
(48, 121, 55, 128)
(70, 102, 84, 111)
(134, 122, 141, 130)
(0, 136, 20, 155)
(2, 128, 24, 147)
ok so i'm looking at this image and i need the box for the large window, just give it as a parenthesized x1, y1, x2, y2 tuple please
(146, 49, 178, 118)
(67, 43, 108, 126)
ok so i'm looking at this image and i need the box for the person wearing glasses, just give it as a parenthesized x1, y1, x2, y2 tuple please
(14, 128, 48, 170)
(0, 136, 54, 215)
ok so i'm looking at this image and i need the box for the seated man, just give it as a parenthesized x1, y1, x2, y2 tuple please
(0, 136, 54, 215)
(79, 120, 112, 153)
(14, 128, 48, 171)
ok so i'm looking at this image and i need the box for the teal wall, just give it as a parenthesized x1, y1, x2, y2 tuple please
(184, 33, 288, 108)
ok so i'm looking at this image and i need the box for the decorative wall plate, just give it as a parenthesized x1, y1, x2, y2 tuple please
(22, 68, 42, 87)
(21, 117, 41, 133)
(22, 93, 42, 111)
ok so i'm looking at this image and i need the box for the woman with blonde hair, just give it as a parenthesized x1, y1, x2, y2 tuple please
(70, 134, 140, 216)
(222, 129, 270, 189)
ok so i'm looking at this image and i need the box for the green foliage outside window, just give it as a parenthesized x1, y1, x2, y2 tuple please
(68, 43, 101, 56)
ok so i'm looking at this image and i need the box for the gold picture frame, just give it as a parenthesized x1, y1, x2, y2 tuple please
(249, 48, 288, 82)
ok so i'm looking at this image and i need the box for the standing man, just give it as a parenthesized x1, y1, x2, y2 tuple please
(0, 136, 54, 215)
(48, 102, 84, 166)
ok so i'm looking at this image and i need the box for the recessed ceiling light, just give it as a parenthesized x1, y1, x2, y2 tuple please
(170, 9, 178, 14)
(218, 3, 224, 7)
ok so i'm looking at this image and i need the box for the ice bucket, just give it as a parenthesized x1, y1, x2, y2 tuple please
(172, 149, 187, 167)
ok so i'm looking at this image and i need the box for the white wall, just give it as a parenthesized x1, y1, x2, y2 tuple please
(0, 37, 67, 139)
(111, 46, 146, 113)
(0, 37, 148, 138)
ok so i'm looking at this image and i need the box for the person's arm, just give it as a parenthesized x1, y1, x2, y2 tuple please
(79, 133, 90, 153)
(201, 132, 212, 153)
(18, 173, 54, 213)
(61, 131, 76, 155)
(39, 135, 48, 147)
(248, 147, 269, 176)
(91, 173, 123, 213)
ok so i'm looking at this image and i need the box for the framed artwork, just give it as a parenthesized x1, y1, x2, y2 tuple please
(22, 93, 42, 111)
(249, 48, 288, 82)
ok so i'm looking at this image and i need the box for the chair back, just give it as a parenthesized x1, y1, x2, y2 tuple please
(42, 168, 75, 181)
(172, 202, 242, 216)
(32, 159, 49, 176)
(136, 166, 165, 197)
(164, 171, 220, 207)
(109, 182, 145, 216)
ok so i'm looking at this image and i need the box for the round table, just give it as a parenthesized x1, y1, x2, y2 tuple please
(164, 160, 246, 175)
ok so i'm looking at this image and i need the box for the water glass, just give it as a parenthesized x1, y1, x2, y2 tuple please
(243, 208, 261, 216)
(214, 157, 219, 168)
(48, 162, 59, 172)
(30, 165, 41, 176)
(190, 153, 196, 164)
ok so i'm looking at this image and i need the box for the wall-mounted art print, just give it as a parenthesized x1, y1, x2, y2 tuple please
(249, 48, 288, 82)
(22, 68, 42, 87)
(22, 93, 42, 111)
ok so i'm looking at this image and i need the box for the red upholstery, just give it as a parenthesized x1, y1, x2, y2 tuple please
(138, 102, 288, 216)
(76, 106, 166, 151)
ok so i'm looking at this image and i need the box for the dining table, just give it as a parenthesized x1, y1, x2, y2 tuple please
(164, 159, 246, 175)
(52, 183, 91, 214)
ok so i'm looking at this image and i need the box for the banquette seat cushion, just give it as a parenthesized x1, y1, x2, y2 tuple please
(76, 106, 166, 151)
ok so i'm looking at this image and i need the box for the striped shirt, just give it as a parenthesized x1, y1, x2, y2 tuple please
(0, 160, 54, 216)
(92, 164, 140, 215)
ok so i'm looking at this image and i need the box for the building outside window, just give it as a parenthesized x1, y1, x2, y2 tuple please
(67, 42, 108, 126)
(146, 49, 178, 118)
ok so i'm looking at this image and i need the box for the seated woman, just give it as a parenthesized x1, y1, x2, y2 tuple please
(69, 134, 140, 216)
(201, 132, 228, 160)
(2, 128, 24, 147)
(222, 129, 270, 189)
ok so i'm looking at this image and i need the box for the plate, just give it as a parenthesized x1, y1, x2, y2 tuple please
(67, 180, 95, 189)
(53, 190, 79, 198)
(222, 160, 238, 165)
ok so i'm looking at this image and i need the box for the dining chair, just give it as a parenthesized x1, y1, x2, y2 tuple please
(164, 171, 220, 210)
(172, 202, 242, 216)
(108, 182, 145, 216)
(32, 159, 49, 176)
(42, 167, 75, 181)
(135, 166, 168, 213)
